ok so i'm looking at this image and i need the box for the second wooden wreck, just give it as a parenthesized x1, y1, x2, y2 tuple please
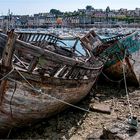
(81, 30, 140, 86)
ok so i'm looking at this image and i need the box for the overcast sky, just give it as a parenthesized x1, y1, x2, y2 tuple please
(0, 0, 140, 15)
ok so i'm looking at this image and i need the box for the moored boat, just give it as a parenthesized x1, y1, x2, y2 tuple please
(0, 30, 104, 134)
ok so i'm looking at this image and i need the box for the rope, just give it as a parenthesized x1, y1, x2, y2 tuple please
(15, 67, 34, 89)
(114, 42, 133, 117)
(9, 69, 93, 114)
(0, 66, 15, 81)
(14, 54, 28, 69)
(106, 45, 133, 117)
(0, 62, 99, 114)
(101, 71, 124, 83)
(116, 48, 133, 117)
(0, 66, 93, 114)
(121, 54, 133, 117)
(7, 76, 111, 129)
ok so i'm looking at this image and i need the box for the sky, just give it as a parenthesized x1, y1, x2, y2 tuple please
(0, 0, 140, 15)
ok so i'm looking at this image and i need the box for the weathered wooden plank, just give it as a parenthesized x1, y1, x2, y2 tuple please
(27, 57, 39, 73)
(128, 50, 140, 85)
(17, 33, 23, 40)
(0, 30, 17, 104)
(1, 31, 17, 67)
(65, 67, 75, 79)
(80, 30, 102, 52)
(77, 69, 86, 79)
(70, 68, 79, 79)
(40, 34, 45, 41)
(49, 66, 61, 77)
(42, 34, 48, 41)
(22, 34, 28, 42)
(15, 33, 102, 70)
(30, 34, 35, 41)
(26, 33, 32, 42)
(35, 34, 40, 42)
(15, 40, 77, 66)
(57, 66, 69, 78)
(39, 40, 48, 48)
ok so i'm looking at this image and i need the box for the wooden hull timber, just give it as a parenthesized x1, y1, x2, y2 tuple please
(0, 30, 104, 133)
(0, 74, 95, 132)
(81, 30, 140, 86)
(103, 32, 140, 86)
(128, 49, 140, 85)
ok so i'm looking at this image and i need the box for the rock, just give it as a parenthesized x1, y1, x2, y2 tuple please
(86, 130, 103, 140)
(123, 101, 128, 105)
(102, 121, 140, 140)
(114, 108, 119, 111)
(69, 135, 84, 140)
(89, 92, 94, 96)
(90, 98, 95, 103)
(90, 103, 112, 114)
(94, 97, 100, 101)
(117, 116, 124, 121)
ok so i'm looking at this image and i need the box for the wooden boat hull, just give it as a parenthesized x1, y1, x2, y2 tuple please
(81, 30, 140, 85)
(0, 31, 103, 133)
(0, 76, 95, 132)
(129, 50, 140, 84)
(98, 32, 140, 68)
(103, 58, 139, 86)
(103, 32, 140, 85)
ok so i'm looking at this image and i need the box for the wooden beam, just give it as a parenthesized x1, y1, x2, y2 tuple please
(0, 30, 17, 104)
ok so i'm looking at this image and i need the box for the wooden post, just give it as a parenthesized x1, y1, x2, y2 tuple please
(0, 30, 17, 104)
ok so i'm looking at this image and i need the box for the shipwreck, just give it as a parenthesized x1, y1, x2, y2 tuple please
(81, 30, 140, 86)
(0, 30, 104, 134)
